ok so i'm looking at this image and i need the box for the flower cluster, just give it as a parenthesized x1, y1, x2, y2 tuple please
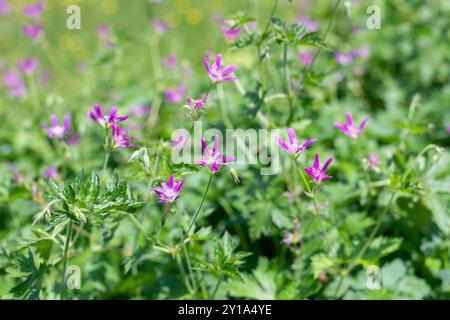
(22, 2, 44, 40)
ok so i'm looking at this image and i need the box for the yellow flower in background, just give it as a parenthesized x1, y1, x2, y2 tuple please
(186, 8, 202, 25)
(101, 0, 118, 16)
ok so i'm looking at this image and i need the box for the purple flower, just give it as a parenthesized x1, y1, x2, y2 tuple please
(447, 125, 450, 134)
(42, 114, 71, 138)
(131, 105, 151, 117)
(0, 0, 11, 15)
(96, 24, 115, 48)
(111, 124, 133, 148)
(18, 58, 39, 75)
(368, 153, 379, 169)
(221, 25, 242, 42)
(65, 133, 80, 146)
(42, 165, 59, 180)
(88, 105, 128, 128)
(298, 51, 314, 66)
(282, 222, 301, 246)
(152, 175, 184, 203)
(22, 2, 43, 18)
(3, 70, 26, 97)
(170, 132, 188, 150)
(23, 24, 43, 40)
(162, 54, 178, 69)
(203, 54, 237, 84)
(195, 134, 234, 174)
(297, 15, 319, 32)
(275, 128, 316, 159)
(335, 52, 354, 65)
(164, 84, 186, 104)
(151, 19, 170, 34)
(186, 96, 205, 110)
(304, 153, 333, 183)
(335, 112, 368, 138)
(351, 47, 370, 59)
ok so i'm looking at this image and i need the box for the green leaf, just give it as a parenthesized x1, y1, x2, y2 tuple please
(311, 253, 334, 279)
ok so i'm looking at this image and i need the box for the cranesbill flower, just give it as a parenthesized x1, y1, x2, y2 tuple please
(152, 175, 184, 203)
(0, 0, 11, 15)
(203, 54, 237, 84)
(170, 131, 188, 150)
(275, 128, 316, 159)
(186, 96, 205, 110)
(304, 153, 333, 183)
(88, 105, 128, 128)
(151, 19, 170, 34)
(298, 51, 314, 66)
(195, 134, 234, 174)
(335, 52, 354, 65)
(297, 15, 319, 32)
(162, 54, 178, 69)
(22, 2, 43, 18)
(18, 58, 39, 75)
(42, 165, 59, 180)
(351, 47, 370, 59)
(335, 112, 368, 138)
(111, 124, 133, 148)
(221, 25, 242, 42)
(164, 84, 186, 104)
(283, 222, 301, 246)
(3, 70, 26, 97)
(42, 114, 71, 139)
(23, 24, 43, 40)
(368, 153, 379, 169)
(131, 105, 150, 117)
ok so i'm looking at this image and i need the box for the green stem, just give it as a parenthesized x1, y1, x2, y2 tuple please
(175, 253, 193, 294)
(211, 273, 224, 300)
(217, 84, 233, 128)
(185, 174, 213, 237)
(60, 220, 73, 300)
(283, 43, 294, 124)
(102, 127, 111, 173)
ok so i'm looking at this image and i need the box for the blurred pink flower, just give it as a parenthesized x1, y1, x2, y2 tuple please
(298, 51, 314, 65)
(275, 128, 316, 159)
(22, 2, 43, 19)
(3, 70, 26, 97)
(335, 112, 368, 139)
(111, 124, 134, 148)
(162, 54, 178, 69)
(23, 24, 43, 40)
(170, 131, 188, 150)
(0, 0, 11, 15)
(131, 105, 151, 117)
(42, 114, 71, 139)
(42, 165, 59, 180)
(221, 25, 242, 42)
(335, 52, 354, 65)
(368, 153, 379, 169)
(18, 58, 39, 75)
(297, 15, 319, 32)
(151, 19, 170, 34)
(164, 84, 186, 104)
(203, 54, 237, 83)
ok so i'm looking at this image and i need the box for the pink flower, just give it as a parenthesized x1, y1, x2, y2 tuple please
(203, 54, 237, 83)
(162, 54, 178, 69)
(151, 19, 170, 34)
(88, 105, 128, 128)
(18, 58, 39, 75)
(96, 24, 115, 47)
(164, 84, 186, 104)
(42, 165, 59, 180)
(111, 124, 134, 148)
(195, 134, 234, 174)
(298, 51, 314, 66)
(221, 25, 242, 42)
(3, 70, 26, 97)
(170, 132, 188, 150)
(42, 114, 71, 139)
(152, 175, 184, 203)
(447, 126, 450, 134)
(335, 52, 354, 65)
(23, 24, 43, 40)
(368, 153, 379, 169)
(335, 112, 368, 138)
(0, 0, 11, 15)
(22, 2, 43, 19)
(186, 96, 205, 110)
(275, 128, 316, 159)
(304, 153, 333, 183)
(297, 15, 319, 32)
(283, 222, 301, 246)
(131, 105, 150, 117)
(351, 47, 370, 59)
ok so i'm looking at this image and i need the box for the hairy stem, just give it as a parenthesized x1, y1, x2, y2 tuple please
(60, 220, 73, 300)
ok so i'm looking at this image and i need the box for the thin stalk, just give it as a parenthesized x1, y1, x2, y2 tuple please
(283, 43, 294, 124)
(217, 84, 233, 128)
(60, 220, 73, 300)
(175, 253, 193, 294)
(185, 174, 213, 236)
(211, 273, 224, 300)
(102, 127, 111, 173)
